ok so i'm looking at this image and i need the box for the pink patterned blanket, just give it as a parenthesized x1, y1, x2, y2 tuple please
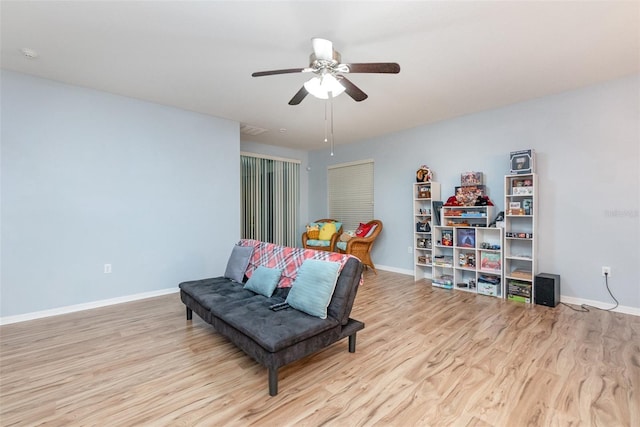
(238, 239, 361, 288)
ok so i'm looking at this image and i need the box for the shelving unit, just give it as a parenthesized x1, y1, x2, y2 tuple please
(413, 181, 441, 281)
(504, 173, 537, 303)
(432, 225, 504, 297)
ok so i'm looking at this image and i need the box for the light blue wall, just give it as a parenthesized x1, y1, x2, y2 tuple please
(3, 70, 637, 316)
(309, 74, 640, 309)
(1, 71, 241, 317)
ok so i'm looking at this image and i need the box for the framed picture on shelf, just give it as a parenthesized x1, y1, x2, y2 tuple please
(509, 201, 521, 209)
(456, 228, 476, 248)
(480, 251, 501, 272)
(510, 149, 535, 174)
(522, 199, 533, 215)
(441, 229, 453, 246)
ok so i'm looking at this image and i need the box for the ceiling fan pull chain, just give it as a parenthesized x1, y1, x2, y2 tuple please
(329, 91, 335, 156)
(324, 99, 329, 143)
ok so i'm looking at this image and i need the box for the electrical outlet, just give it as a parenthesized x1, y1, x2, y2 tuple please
(407, 246, 412, 254)
(104, 264, 112, 274)
(601, 266, 611, 277)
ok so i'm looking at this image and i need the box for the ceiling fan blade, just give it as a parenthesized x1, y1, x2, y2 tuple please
(252, 68, 306, 77)
(288, 86, 309, 105)
(338, 76, 368, 102)
(344, 63, 401, 74)
(312, 38, 333, 61)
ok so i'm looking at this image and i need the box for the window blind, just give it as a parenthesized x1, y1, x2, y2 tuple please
(327, 160, 374, 231)
(241, 154, 300, 247)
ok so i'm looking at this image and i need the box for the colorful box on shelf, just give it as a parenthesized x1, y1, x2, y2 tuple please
(432, 275, 453, 289)
(417, 185, 432, 198)
(446, 220, 471, 227)
(507, 208, 526, 215)
(505, 232, 533, 239)
(508, 280, 532, 297)
(417, 255, 431, 265)
(512, 186, 534, 195)
(433, 256, 453, 267)
(510, 269, 533, 280)
(507, 294, 531, 303)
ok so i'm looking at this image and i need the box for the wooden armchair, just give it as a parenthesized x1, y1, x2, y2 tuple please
(336, 220, 383, 274)
(302, 219, 343, 252)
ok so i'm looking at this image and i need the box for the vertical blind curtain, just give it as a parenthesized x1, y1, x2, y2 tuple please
(328, 160, 374, 231)
(241, 155, 300, 247)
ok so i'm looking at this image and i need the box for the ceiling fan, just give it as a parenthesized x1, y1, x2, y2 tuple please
(252, 38, 400, 105)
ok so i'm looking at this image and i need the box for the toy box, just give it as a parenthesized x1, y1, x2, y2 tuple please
(478, 282, 499, 296)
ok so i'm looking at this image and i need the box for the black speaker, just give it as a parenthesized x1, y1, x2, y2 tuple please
(535, 273, 560, 307)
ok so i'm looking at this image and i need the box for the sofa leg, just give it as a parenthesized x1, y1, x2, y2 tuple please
(268, 367, 278, 396)
(186, 307, 192, 320)
(349, 333, 357, 353)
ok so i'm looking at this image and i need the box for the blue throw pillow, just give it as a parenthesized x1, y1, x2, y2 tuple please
(244, 266, 282, 297)
(224, 245, 254, 283)
(286, 260, 341, 319)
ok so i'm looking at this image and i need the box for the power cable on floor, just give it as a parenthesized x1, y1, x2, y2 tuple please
(561, 272, 619, 312)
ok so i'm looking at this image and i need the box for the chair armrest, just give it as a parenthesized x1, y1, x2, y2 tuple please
(328, 232, 341, 251)
(344, 235, 373, 252)
(301, 232, 309, 248)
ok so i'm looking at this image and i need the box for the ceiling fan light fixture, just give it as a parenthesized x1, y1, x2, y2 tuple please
(303, 74, 345, 99)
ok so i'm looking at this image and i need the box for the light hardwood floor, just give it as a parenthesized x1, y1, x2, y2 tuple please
(1, 270, 638, 426)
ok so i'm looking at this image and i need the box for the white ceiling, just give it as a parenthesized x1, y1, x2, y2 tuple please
(1, 1, 638, 150)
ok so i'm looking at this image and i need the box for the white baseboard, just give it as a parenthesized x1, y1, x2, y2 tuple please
(560, 295, 639, 316)
(370, 267, 639, 316)
(376, 265, 414, 276)
(0, 287, 179, 325)
(2, 280, 636, 325)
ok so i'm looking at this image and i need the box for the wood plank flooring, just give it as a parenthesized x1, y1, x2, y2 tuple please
(1, 270, 638, 426)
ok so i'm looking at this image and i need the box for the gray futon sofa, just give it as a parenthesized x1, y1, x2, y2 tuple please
(179, 240, 365, 396)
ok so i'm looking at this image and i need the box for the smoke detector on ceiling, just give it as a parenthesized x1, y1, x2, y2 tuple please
(20, 48, 39, 59)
